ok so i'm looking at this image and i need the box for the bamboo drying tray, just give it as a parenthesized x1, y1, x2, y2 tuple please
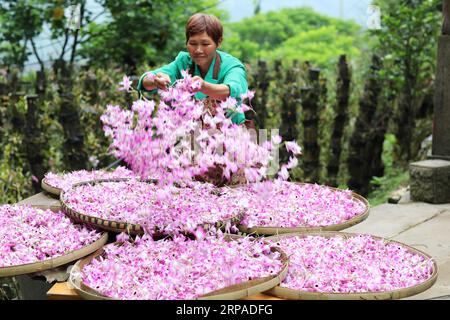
(237, 183, 370, 236)
(41, 178, 62, 197)
(61, 178, 244, 236)
(264, 231, 438, 300)
(69, 237, 289, 300)
(0, 232, 108, 277)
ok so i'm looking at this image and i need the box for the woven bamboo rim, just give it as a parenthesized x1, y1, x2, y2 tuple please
(264, 231, 438, 300)
(41, 178, 62, 197)
(69, 236, 289, 300)
(60, 178, 245, 236)
(0, 232, 108, 278)
(236, 182, 370, 236)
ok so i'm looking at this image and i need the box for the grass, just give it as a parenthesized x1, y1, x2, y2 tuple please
(367, 133, 410, 206)
(368, 168, 409, 206)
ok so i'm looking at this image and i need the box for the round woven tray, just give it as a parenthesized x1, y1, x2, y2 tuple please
(41, 178, 62, 197)
(264, 231, 438, 300)
(69, 237, 289, 300)
(237, 183, 370, 236)
(60, 178, 245, 236)
(0, 232, 108, 277)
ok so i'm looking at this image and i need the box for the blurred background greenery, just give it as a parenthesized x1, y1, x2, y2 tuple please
(0, 0, 442, 206)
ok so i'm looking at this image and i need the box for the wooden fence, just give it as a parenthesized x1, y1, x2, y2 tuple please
(0, 54, 434, 197)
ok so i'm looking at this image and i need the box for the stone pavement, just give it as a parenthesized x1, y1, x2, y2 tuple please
(346, 192, 450, 300)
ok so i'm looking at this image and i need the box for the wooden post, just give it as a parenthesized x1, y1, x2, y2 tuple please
(443, 0, 450, 35)
(280, 64, 300, 165)
(55, 59, 88, 170)
(84, 71, 99, 106)
(10, 93, 25, 134)
(431, 0, 450, 160)
(250, 60, 270, 129)
(300, 67, 322, 183)
(327, 55, 351, 186)
(35, 70, 46, 96)
(25, 94, 46, 193)
(347, 55, 383, 196)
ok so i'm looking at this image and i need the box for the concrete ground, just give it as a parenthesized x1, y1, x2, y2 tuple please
(346, 192, 450, 300)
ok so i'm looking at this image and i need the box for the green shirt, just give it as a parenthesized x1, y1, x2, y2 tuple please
(137, 50, 247, 124)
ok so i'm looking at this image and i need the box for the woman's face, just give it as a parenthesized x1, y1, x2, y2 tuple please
(187, 32, 220, 70)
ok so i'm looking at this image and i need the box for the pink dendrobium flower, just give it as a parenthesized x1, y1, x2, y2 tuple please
(240, 90, 255, 101)
(271, 134, 282, 145)
(286, 157, 298, 170)
(277, 166, 290, 181)
(285, 141, 302, 155)
(194, 226, 206, 240)
(118, 75, 132, 92)
(116, 232, 129, 243)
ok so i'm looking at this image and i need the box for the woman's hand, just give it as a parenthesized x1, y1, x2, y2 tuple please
(143, 72, 171, 91)
(191, 76, 204, 92)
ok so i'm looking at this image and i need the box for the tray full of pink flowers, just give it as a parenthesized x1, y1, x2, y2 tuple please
(265, 232, 437, 300)
(221, 181, 369, 235)
(42, 166, 137, 196)
(60, 179, 246, 236)
(0, 205, 108, 277)
(69, 232, 288, 300)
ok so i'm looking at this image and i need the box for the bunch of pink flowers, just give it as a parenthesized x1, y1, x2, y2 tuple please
(103, 72, 301, 186)
(271, 234, 434, 293)
(81, 232, 283, 300)
(0, 205, 102, 268)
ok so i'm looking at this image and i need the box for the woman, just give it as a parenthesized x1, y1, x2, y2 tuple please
(136, 13, 247, 125)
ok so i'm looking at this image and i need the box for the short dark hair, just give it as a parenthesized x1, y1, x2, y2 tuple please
(185, 13, 223, 45)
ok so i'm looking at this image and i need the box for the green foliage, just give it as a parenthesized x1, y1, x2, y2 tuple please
(264, 26, 362, 68)
(0, 97, 33, 204)
(374, 0, 440, 93)
(222, 7, 364, 68)
(372, 0, 441, 162)
(0, 277, 21, 300)
(0, 0, 44, 69)
(80, 0, 226, 71)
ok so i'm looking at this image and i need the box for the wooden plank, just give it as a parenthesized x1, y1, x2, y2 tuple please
(18, 192, 62, 212)
(47, 282, 81, 300)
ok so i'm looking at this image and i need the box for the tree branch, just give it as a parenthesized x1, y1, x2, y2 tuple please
(59, 28, 70, 60)
(30, 37, 45, 71)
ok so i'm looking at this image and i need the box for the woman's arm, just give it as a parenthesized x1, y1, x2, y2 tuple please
(142, 73, 171, 91)
(137, 52, 188, 92)
(201, 81, 230, 100)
